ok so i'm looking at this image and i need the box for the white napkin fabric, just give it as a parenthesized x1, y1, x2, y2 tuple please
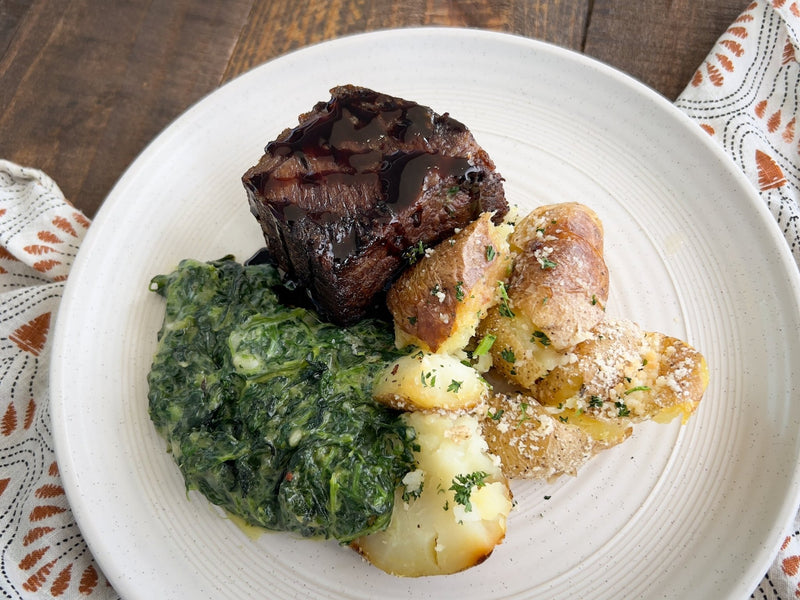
(0, 1, 799, 597)
(676, 2, 800, 598)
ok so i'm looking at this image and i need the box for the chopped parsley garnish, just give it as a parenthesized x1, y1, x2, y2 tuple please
(498, 281, 514, 318)
(420, 370, 437, 387)
(402, 482, 423, 502)
(454, 281, 465, 302)
(540, 257, 557, 270)
(447, 379, 463, 393)
(589, 395, 604, 408)
(531, 330, 551, 347)
(624, 385, 651, 395)
(615, 401, 631, 417)
(488, 408, 504, 421)
(500, 347, 516, 363)
(517, 402, 531, 426)
(485, 245, 496, 261)
(403, 240, 426, 264)
(450, 471, 489, 512)
(473, 333, 496, 356)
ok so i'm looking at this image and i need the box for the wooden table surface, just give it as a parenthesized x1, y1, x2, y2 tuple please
(1, 0, 748, 219)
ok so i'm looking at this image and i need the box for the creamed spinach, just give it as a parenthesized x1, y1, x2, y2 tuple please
(147, 257, 416, 543)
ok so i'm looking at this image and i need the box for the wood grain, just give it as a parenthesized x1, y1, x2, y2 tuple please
(0, 0, 252, 216)
(586, 0, 749, 99)
(0, 0, 750, 217)
(223, 0, 589, 81)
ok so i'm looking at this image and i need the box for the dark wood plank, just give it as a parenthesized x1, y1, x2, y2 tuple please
(0, 0, 751, 219)
(585, 0, 749, 100)
(0, 0, 253, 217)
(0, 0, 68, 113)
(223, 0, 590, 82)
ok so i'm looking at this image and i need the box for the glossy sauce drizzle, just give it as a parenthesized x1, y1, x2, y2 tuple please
(256, 89, 480, 262)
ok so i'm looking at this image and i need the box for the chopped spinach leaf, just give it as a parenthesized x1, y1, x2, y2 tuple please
(148, 257, 416, 543)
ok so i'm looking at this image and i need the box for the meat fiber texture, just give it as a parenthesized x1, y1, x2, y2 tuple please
(242, 85, 508, 325)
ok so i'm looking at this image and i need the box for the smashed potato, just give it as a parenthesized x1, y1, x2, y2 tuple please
(373, 351, 490, 412)
(478, 306, 572, 389)
(480, 202, 609, 386)
(534, 319, 709, 424)
(480, 393, 631, 480)
(506, 202, 608, 349)
(367, 200, 709, 576)
(353, 412, 512, 576)
(388, 212, 512, 355)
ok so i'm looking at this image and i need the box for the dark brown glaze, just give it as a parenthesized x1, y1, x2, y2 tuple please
(242, 85, 507, 324)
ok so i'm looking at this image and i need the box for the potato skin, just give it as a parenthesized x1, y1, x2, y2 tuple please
(479, 393, 629, 480)
(481, 393, 589, 480)
(478, 203, 609, 387)
(388, 212, 512, 355)
(510, 202, 605, 256)
(373, 202, 709, 518)
(506, 202, 609, 351)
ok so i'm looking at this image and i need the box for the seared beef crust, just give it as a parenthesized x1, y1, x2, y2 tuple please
(243, 85, 507, 324)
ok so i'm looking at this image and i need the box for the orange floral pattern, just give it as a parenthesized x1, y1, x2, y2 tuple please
(1, 160, 118, 598)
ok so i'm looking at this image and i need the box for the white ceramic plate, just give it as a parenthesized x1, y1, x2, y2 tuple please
(50, 28, 800, 599)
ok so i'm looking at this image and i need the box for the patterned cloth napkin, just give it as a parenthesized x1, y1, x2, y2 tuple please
(0, 1, 798, 598)
(0, 161, 116, 598)
(675, 5, 800, 600)
(675, 0, 800, 267)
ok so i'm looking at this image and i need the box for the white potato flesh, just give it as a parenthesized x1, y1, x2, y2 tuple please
(352, 412, 512, 577)
(478, 307, 574, 388)
(372, 351, 489, 411)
